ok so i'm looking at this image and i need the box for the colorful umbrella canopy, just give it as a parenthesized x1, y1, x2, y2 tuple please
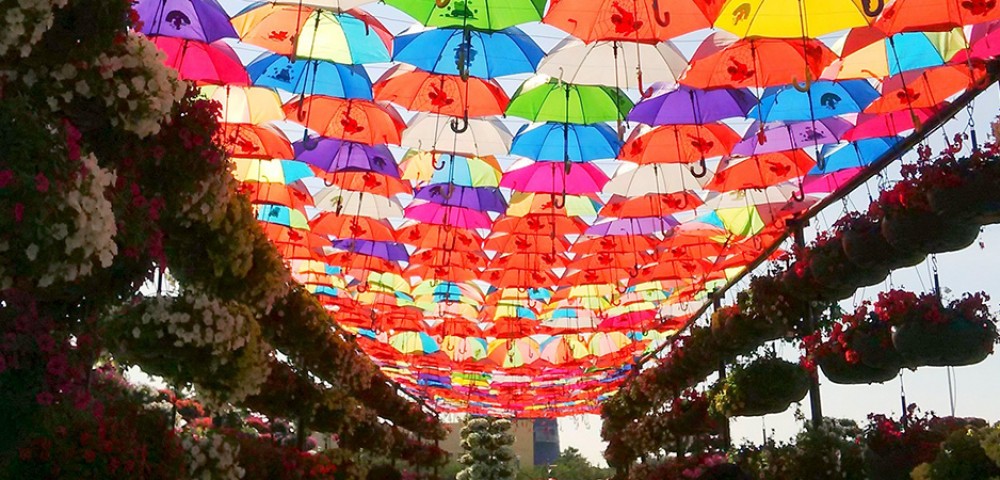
(374, 64, 509, 117)
(506, 77, 633, 123)
(294, 138, 399, 176)
(543, 0, 721, 42)
(511, 123, 622, 162)
(393, 26, 545, 78)
(136, 0, 236, 42)
(152, 37, 249, 85)
(284, 96, 406, 145)
(246, 54, 374, 98)
(628, 84, 756, 125)
(536, 38, 687, 89)
(402, 113, 513, 157)
(681, 33, 837, 89)
(714, 0, 873, 38)
(385, 0, 547, 30)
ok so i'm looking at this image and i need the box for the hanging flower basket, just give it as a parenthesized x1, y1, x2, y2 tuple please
(850, 319, 905, 370)
(876, 180, 980, 255)
(710, 355, 810, 418)
(818, 353, 899, 385)
(666, 391, 718, 437)
(809, 232, 888, 292)
(876, 290, 998, 368)
(838, 212, 925, 270)
(919, 152, 1000, 226)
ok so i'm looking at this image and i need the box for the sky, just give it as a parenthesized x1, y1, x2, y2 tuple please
(203, 0, 1000, 467)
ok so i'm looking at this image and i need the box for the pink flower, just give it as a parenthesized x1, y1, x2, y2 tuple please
(35, 173, 49, 192)
(36, 391, 54, 405)
(13, 203, 23, 223)
(0, 170, 13, 189)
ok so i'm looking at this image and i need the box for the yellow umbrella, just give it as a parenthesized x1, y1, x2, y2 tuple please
(440, 336, 489, 362)
(715, 0, 874, 38)
(200, 85, 285, 124)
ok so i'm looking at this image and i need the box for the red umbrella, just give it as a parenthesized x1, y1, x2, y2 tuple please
(310, 213, 395, 241)
(599, 193, 704, 217)
(876, 0, 1000, 33)
(705, 151, 816, 192)
(620, 124, 740, 164)
(681, 33, 836, 89)
(283, 96, 406, 145)
(374, 65, 509, 117)
(864, 65, 979, 114)
(543, 0, 722, 43)
(396, 223, 483, 251)
(214, 123, 293, 159)
(241, 182, 314, 210)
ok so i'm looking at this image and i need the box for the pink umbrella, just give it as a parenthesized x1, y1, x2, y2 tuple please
(404, 203, 493, 229)
(803, 168, 863, 194)
(151, 36, 249, 85)
(500, 162, 609, 195)
(842, 107, 940, 141)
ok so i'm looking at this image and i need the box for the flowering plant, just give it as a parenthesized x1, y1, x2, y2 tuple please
(710, 352, 810, 418)
(0, 0, 67, 58)
(180, 427, 245, 480)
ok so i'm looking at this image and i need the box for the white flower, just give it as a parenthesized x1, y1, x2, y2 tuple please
(25, 244, 39, 261)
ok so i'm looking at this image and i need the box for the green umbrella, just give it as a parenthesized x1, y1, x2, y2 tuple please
(384, 0, 545, 30)
(506, 76, 633, 124)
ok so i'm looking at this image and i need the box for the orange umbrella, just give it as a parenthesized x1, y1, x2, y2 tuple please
(310, 213, 395, 241)
(214, 123, 293, 159)
(568, 251, 652, 272)
(374, 65, 510, 117)
(396, 223, 483, 251)
(599, 193, 704, 217)
(322, 170, 413, 196)
(410, 248, 489, 270)
(482, 268, 559, 289)
(572, 235, 659, 254)
(876, 0, 1000, 34)
(240, 182, 314, 210)
(405, 264, 481, 283)
(561, 268, 631, 286)
(283, 96, 406, 145)
(486, 318, 540, 339)
(620, 124, 740, 164)
(484, 233, 571, 254)
(543, 0, 722, 43)
(705, 151, 816, 192)
(430, 318, 484, 338)
(864, 64, 978, 113)
(681, 33, 836, 89)
(656, 236, 727, 260)
(632, 258, 713, 283)
(491, 214, 588, 236)
(490, 252, 572, 270)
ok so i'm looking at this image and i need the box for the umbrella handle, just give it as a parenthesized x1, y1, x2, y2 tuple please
(689, 158, 708, 178)
(431, 153, 447, 171)
(610, 295, 622, 307)
(358, 282, 369, 293)
(792, 70, 812, 93)
(637, 69, 654, 99)
(301, 134, 320, 151)
(651, 0, 671, 26)
(450, 113, 469, 133)
(435, 0, 451, 7)
(440, 183, 455, 200)
(552, 191, 567, 209)
(862, 0, 884, 16)
(791, 181, 806, 202)
(627, 264, 640, 278)
(616, 284, 628, 295)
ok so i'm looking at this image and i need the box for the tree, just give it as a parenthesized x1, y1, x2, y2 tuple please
(457, 417, 517, 480)
(545, 448, 612, 480)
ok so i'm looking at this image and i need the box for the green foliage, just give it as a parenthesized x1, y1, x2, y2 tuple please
(458, 416, 516, 480)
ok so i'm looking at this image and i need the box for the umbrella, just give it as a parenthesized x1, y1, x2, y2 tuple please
(231, 5, 392, 64)
(875, 0, 1000, 34)
(246, 54, 373, 99)
(751, 80, 880, 121)
(256, 204, 310, 229)
(389, 332, 440, 354)
(385, 0, 546, 30)
(586, 216, 678, 236)
(500, 162, 610, 194)
(402, 113, 513, 157)
(284, 96, 406, 145)
(242, 182, 314, 210)
(232, 158, 317, 184)
(543, 0, 721, 42)
(714, 0, 873, 38)
(405, 203, 493, 229)
(151, 37, 249, 85)
(825, 28, 955, 80)
(539, 336, 589, 365)
(413, 184, 507, 212)
(864, 64, 976, 113)
(396, 223, 483, 251)
(705, 151, 816, 192)
(487, 338, 541, 368)
(506, 192, 602, 217)
(331, 239, 409, 262)
(200, 85, 285, 124)
(293, 137, 399, 176)
(681, 33, 836, 89)
(587, 332, 632, 356)
(393, 26, 544, 79)
(842, 107, 939, 140)
(214, 123, 294, 159)
(491, 214, 588, 236)
(312, 187, 405, 217)
(620, 124, 740, 164)
(732, 118, 853, 156)
(536, 38, 687, 90)
(135, 0, 236, 42)
(506, 76, 633, 123)
(811, 137, 900, 173)
(627, 84, 755, 125)
(599, 193, 704, 217)
(957, 20, 1000, 61)
(511, 122, 622, 162)
(320, 170, 412, 196)
(311, 213, 396, 240)
(327, 251, 401, 274)
(604, 163, 711, 196)
(400, 151, 502, 187)
(269, 0, 375, 8)
(440, 336, 489, 362)
(373, 64, 509, 117)
(483, 232, 571, 254)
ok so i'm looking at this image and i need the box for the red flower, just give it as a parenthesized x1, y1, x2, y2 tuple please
(13, 203, 24, 223)
(35, 173, 50, 192)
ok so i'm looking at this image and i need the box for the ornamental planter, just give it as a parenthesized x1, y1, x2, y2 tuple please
(892, 315, 996, 367)
(851, 327, 905, 370)
(666, 399, 716, 437)
(925, 162, 1000, 226)
(818, 354, 899, 385)
(809, 235, 889, 292)
(712, 357, 810, 418)
(880, 208, 980, 255)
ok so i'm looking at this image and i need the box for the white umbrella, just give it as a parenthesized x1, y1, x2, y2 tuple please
(702, 184, 816, 210)
(603, 163, 712, 197)
(401, 113, 513, 158)
(312, 186, 405, 218)
(537, 38, 687, 90)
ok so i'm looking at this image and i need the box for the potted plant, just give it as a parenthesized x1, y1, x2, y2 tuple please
(666, 390, 719, 437)
(803, 308, 901, 385)
(807, 232, 888, 293)
(836, 211, 925, 270)
(917, 136, 1000, 226)
(875, 290, 998, 367)
(710, 353, 810, 418)
(862, 406, 944, 480)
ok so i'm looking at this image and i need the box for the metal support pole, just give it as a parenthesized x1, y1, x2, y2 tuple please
(712, 295, 731, 450)
(793, 223, 823, 427)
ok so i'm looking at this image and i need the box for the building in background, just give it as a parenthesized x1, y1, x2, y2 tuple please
(441, 418, 561, 467)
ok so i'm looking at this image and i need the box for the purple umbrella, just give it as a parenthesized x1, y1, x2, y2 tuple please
(331, 239, 409, 262)
(627, 84, 755, 126)
(732, 118, 852, 156)
(135, 0, 236, 43)
(293, 137, 399, 178)
(414, 185, 507, 213)
(586, 217, 678, 236)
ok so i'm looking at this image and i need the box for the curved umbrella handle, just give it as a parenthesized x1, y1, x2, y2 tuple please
(637, 69, 654, 99)
(791, 181, 806, 202)
(862, 0, 884, 16)
(432, 153, 447, 171)
(610, 295, 622, 307)
(435, 0, 451, 7)
(450, 113, 469, 133)
(323, 175, 336, 188)
(651, 0, 671, 26)
(689, 158, 708, 178)
(552, 191, 567, 209)
(296, 96, 309, 122)
(301, 133, 320, 151)
(369, 309, 377, 323)
(792, 70, 813, 93)
(440, 183, 456, 200)
(616, 284, 628, 295)
(627, 264, 640, 278)
(357, 282, 369, 293)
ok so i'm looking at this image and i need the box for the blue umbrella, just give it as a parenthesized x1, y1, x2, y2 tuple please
(511, 122, 622, 162)
(811, 137, 901, 174)
(885, 33, 948, 76)
(246, 53, 373, 99)
(255, 204, 308, 229)
(393, 27, 544, 79)
(751, 80, 879, 122)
